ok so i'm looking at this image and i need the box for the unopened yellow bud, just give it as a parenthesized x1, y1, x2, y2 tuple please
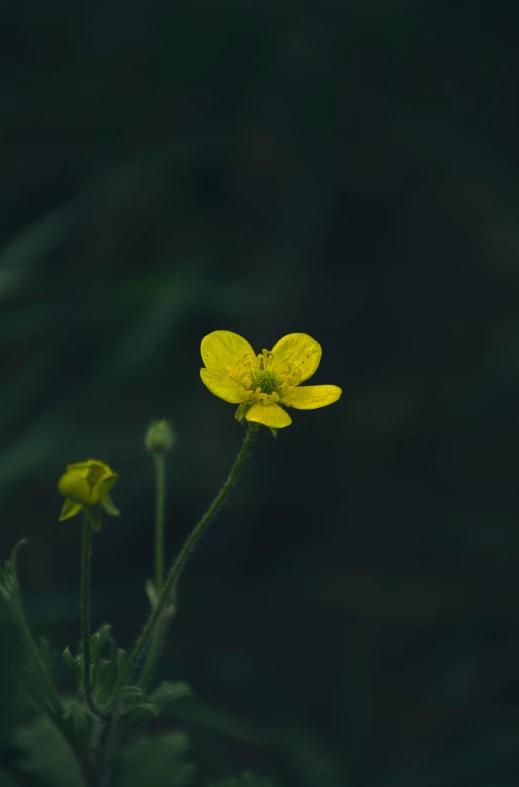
(57, 459, 119, 522)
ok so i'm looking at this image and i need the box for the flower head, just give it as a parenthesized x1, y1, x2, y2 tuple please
(200, 331, 342, 429)
(145, 418, 176, 453)
(58, 459, 119, 522)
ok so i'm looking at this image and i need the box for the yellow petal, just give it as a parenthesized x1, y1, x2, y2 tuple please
(201, 331, 255, 372)
(91, 472, 118, 504)
(284, 385, 342, 409)
(200, 368, 247, 404)
(270, 333, 322, 382)
(66, 459, 113, 484)
(245, 402, 292, 428)
(59, 498, 83, 521)
(58, 471, 91, 504)
(65, 462, 91, 479)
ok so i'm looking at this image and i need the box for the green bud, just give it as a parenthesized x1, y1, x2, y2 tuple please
(145, 419, 176, 453)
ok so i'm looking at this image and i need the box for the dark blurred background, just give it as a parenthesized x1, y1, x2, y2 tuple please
(2, 0, 519, 785)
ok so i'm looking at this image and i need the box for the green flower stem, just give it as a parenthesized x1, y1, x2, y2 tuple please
(81, 515, 106, 720)
(137, 611, 170, 690)
(127, 426, 255, 684)
(138, 451, 171, 691)
(153, 452, 166, 593)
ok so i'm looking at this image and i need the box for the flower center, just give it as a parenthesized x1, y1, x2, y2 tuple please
(228, 348, 303, 406)
(250, 370, 279, 396)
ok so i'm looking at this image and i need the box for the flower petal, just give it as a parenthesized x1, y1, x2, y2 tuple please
(91, 472, 118, 504)
(58, 471, 91, 504)
(285, 385, 342, 409)
(245, 402, 292, 428)
(270, 333, 322, 382)
(201, 331, 255, 371)
(200, 368, 247, 403)
(66, 459, 113, 484)
(59, 499, 83, 521)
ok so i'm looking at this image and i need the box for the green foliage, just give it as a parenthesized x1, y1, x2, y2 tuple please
(0, 619, 23, 739)
(12, 715, 83, 787)
(120, 732, 194, 787)
(207, 776, 276, 787)
(150, 681, 192, 711)
(0, 540, 27, 602)
(0, 771, 19, 787)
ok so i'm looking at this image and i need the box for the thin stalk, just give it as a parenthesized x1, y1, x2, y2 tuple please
(127, 426, 255, 683)
(138, 450, 171, 690)
(137, 612, 169, 690)
(153, 452, 166, 593)
(80, 516, 106, 720)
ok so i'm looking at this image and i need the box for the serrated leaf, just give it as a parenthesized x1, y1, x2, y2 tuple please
(12, 715, 83, 787)
(121, 700, 160, 717)
(150, 681, 192, 711)
(120, 731, 194, 787)
(119, 685, 146, 699)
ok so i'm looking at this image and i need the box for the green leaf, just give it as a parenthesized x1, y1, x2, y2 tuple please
(0, 619, 24, 737)
(92, 625, 117, 703)
(150, 681, 192, 712)
(96, 658, 116, 704)
(145, 578, 158, 609)
(83, 506, 102, 532)
(39, 637, 57, 680)
(119, 685, 146, 700)
(162, 697, 264, 747)
(12, 715, 83, 787)
(62, 647, 81, 681)
(63, 699, 91, 738)
(120, 731, 194, 787)
(121, 700, 160, 718)
(234, 403, 248, 423)
(0, 770, 20, 787)
(111, 648, 129, 700)
(207, 776, 276, 787)
(0, 539, 28, 600)
(100, 493, 120, 517)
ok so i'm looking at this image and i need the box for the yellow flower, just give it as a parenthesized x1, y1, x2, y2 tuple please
(58, 459, 119, 522)
(200, 331, 342, 429)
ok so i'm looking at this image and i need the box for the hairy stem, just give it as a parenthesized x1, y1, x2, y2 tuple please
(127, 426, 255, 684)
(80, 516, 105, 719)
(138, 450, 172, 690)
(153, 452, 166, 594)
